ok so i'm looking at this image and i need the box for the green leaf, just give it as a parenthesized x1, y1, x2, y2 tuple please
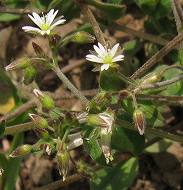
(48, 0, 80, 20)
(0, 13, 20, 22)
(123, 40, 141, 56)
(90, 157, 138, 190)
(100, 68, 126, 91)
(4, 133, 24, 190)
(139, 101, 165, 127)
(83, 128, 106, 165)
(112, 126, 145, 155)
(86, 0, 126, 20)
(135, 0, 159, 14)
(108, 0, 123, 4)
(145, 139, 172, 153)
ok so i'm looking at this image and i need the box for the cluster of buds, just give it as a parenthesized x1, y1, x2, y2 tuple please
(77, 110, 115, 164)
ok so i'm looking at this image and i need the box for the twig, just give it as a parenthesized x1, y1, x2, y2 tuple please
(0, 98, 37, 124)
(139, 73, 183, 90)
(137, 94, 183, 105)
(171, 0, 183, 31)
(130, 32, 183, 79)
(4, 122, 34, 135)
(113, 23, 169, 46)
(144, 121, 183, 148)
(52, 65, 89, 105)
(75, 0, 106, 46)
(53, 89, 98, 100)
(0, 7, 38, 14)
(34, 174, 83, 190)
(61, 59, 85, 73)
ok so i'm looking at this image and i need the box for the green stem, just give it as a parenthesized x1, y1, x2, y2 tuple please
(117, 119, 183, 144)
(52, 65, 89, 105)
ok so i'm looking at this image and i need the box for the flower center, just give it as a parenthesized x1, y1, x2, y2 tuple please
(40, 23, 50, 31)
(103, 55, 113, 64)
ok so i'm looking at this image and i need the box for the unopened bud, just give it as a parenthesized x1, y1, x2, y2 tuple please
(9, 144, 32, 158)
(133, 109, 145, 135)
(33, 89, 55, 109)
(119, 90, 129, 99)
(71, 31, 95, 44)
(0, 168, 4, 176)
(87, 112, 114, 131)
(141, 72, 162, 86)
(35, 127, 50, 139)
(56, 143, 70, 181)
(5, 57, 31, 71)
(32, 42, 45, 57)
(23, 66, 37, 85)
(29, 113, 49, 128)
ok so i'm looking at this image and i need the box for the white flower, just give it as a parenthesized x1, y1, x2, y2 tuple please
(86, 42, 124, 71)
(22, 9, 66, 35)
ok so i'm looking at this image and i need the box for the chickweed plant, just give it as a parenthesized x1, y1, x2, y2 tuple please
(1, 0, 183, 189)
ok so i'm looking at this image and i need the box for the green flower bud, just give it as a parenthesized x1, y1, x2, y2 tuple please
(9, 144, 32, 158)
(141, 72, 162, 85)
(71, 31, 95, 44)
(33, 89, 55, 109)
(29, 113, 49, 128)
(23, 66, 37, 85)
(35, 127, 50, 139)
(87, 112, 114, 129)
(5, 57, 31, 71)
(133, 109, 145, 135)
(56, 142, 69, 181)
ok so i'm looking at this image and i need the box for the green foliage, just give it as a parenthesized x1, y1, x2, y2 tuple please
(112, 126, 145, 155)
(3, 134, 24, 190)
(100, 68, 126, 91)
(86, 0, 126, 20)
(0, 13, 20, 22)
(90, 158, 138, 190)
(84, 128, 106, 165)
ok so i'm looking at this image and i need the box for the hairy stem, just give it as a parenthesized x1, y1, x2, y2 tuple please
(130, 32, 183, 79)
(52, 65, 89, 105)
(75, 0, 106, 46)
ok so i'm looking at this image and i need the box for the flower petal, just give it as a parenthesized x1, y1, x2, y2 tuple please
(86, 54, 103, 63)
(112, 54, 124, 62)
(50, 18, 66, 29)
(110, 43, 119, 57)
(94, 44, 105, 58)
(31, 12, 43, 27)
(46, 9, 58, 25)
(22, 26, 42, 34)
(98, 42, 106, 54)
(101, 64, 110, 71)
